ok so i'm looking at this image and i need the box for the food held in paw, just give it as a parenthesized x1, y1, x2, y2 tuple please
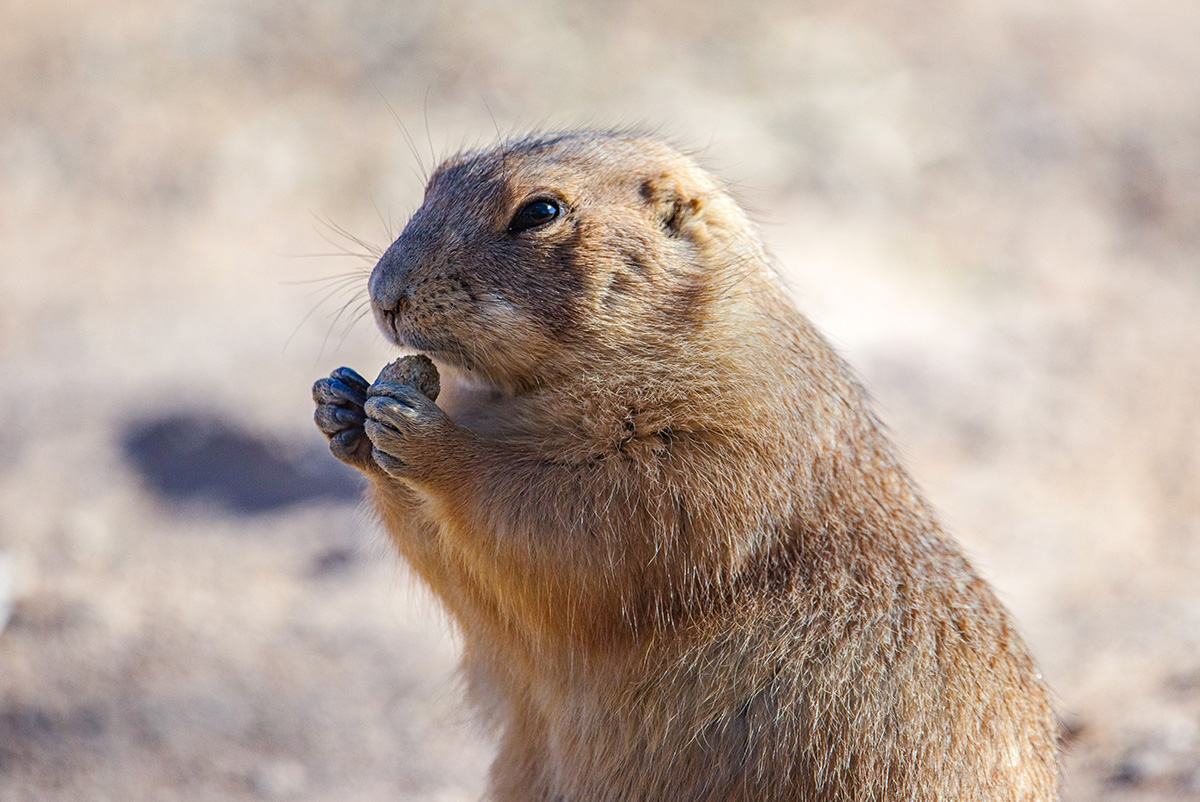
(376, 354, 440, 401)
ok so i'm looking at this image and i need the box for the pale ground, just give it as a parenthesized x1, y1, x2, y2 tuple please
(1, 1, 1198, 799)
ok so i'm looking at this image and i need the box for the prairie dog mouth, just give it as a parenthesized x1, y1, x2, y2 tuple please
(375, 306, 479, 373)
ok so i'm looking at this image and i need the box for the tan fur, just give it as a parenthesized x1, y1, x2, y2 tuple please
(318, 131, 1059, 800)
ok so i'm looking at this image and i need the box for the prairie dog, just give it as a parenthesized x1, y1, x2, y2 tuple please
(312, 131, 1059, 800)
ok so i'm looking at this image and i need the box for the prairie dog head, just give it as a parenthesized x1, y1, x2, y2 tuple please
(369, 131, 766, 391)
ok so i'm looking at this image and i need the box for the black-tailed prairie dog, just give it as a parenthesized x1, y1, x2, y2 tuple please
(312, 130, 1059, 801)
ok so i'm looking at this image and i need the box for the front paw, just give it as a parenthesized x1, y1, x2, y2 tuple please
(363, 381, 451, 481)
(313, 367, 375, 473)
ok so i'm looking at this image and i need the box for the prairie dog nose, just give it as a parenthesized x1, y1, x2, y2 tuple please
(368, 242, 411, 312)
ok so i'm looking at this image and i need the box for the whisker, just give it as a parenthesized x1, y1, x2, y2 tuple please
(483, 97, 510, 187)
(284, 276, 369, 352)
(312, 215, 385, 260)
(371, 199, 396, 243)
(280, 270, 371, 287)
(318, 294, 372, 362)
(376, 87, 428, 184)
(284, 251, 378, 262)
(423, 86, 436, 167)
(333, 304, 376, 354)
(304, 278, 367, 304)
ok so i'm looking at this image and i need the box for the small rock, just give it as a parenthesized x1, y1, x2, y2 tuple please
(310, 547, 355, 578)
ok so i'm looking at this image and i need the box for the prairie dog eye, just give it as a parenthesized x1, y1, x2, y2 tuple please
(508, 199, 560, 233)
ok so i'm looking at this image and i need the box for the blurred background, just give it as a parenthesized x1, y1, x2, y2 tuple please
(1, 0, 1198, 799)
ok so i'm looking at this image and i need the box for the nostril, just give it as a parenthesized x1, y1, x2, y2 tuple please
(374, 298, 406, 327)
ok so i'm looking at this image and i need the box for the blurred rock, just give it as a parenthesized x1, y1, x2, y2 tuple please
(1110, 746, 1172, 787)
(310, 546, 357, 578)
(1109, 727, 1198, 790)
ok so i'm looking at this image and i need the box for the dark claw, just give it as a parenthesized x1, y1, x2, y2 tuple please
(313, 377, 366, 407)
(330, 429, 367, 462)
(371, 447, 406, 478)
(364, 394, 418, 420)
(363, 418, 391, 442)
(315, 404, 365, 433)
(366, 380, 425, 405)
(331, 367, 370, 395)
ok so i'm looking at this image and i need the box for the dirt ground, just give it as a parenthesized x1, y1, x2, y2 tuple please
(1, 0, 1198, 799)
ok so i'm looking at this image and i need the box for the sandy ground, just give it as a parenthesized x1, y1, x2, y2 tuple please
(1, 0, 1198, 799)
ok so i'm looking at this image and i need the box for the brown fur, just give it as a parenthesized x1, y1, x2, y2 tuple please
(315, 131, 1059, 800)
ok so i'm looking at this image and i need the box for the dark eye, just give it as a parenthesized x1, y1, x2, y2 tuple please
(508, 199, 560, 233)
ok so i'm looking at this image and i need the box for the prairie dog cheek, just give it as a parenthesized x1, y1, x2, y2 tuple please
(478, 297, 528, 328)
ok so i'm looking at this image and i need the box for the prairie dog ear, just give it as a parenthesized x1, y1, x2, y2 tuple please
(639, 174, 702, 236)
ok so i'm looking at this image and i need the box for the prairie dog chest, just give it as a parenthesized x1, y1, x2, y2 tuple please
(433, 361, 519, 435)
